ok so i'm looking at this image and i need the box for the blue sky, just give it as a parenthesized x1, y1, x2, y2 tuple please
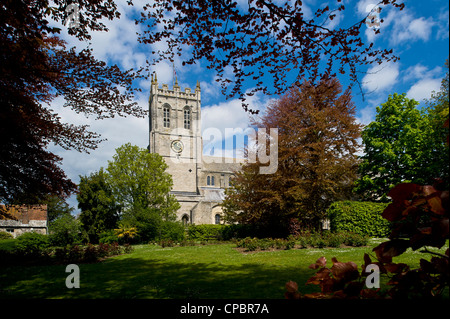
(48, 0, 449, 210)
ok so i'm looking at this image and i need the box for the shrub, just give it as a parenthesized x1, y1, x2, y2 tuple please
(15, 232, 49, 256)
(51, 242, 132, 263)
(114, 226, 138, 244)
(187, 224, 225, 241)
(158, 239, 175, 248)
(48, 214, 82, 246)
(0, 232, 13, 240)
(99, 230, 119, 244)
(159, 221, 186, 242)
(342, 232, 369, 247)
(327, 201, 390, 237)
(325, 232, 344, 248)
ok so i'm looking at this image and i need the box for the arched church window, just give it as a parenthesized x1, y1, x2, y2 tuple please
(211, 176, 215, 186)
(184, 106, 191, 129)
(207, 176, 210, 185)
(215, 214, 221, 225)
(163, 106, 170, 128)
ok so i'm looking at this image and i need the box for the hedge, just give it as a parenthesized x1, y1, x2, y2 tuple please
(327, 201, 390, 237)
(187, 224, 226, 241)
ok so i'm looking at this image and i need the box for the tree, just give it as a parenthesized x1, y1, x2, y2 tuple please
(45, 195, 75, 224)
(223, 77, 362, 234)
(48, 214, 82, 246)
(77, 168, 120, 243)
(0, 0, 145, 205)
(105, 143, 180, 238)
(354, 92, 449, 201)
(137, 0, 404, 112)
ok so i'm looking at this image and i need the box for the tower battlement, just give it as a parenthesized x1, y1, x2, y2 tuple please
(150, 73, 201, 101)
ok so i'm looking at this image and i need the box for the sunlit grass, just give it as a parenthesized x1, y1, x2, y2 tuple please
(0, 239, 447, 299)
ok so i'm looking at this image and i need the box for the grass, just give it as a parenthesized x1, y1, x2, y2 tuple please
(0, 238, 448, 299)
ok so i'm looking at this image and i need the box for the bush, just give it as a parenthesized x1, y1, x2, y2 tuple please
(342, 232, 369, 247)
(48, 214, 82, 246)
(15, 232, 49, 256)
(327, 201, 390, 237)
(158, 221, 185, 242)
(157, 239, 176, 248)
(51, 242, 133, 263)
(0, 232, 13, 240)
(99, 230, 119, 244)
(187, 224, 225, 241)
(114, 226, 138, 244)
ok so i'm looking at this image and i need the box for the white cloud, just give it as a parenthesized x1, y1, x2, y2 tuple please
(357, 104, 377, 125)
(403, 64, 442, 82)
(48, 92, 149, 185)
(201, 91, 271, 157)
(403, 64, 443, 102)
(362, 62, 400, 93)
(393, 16, 435, 44)
(407, 78, 442, 102)
(202, 100, 252, 136)
(356, 1, 436, 45)
(437, 10, 450, 40)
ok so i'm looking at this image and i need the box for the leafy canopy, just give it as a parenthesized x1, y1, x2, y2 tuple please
(0, 0, 145, 205)
(105, 143, 180, 221)
(224, 77, 362, 234)
(355, 92, 449, 201)
(136, 0, 404, 112)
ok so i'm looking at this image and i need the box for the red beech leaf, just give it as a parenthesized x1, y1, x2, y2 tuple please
(388, 183, 422, 202)
(303, 292, 331, 299)
(382, 202, 405, 222)
(422, 185, 437, 196)
(373, 240, 410, 262)
(331, 260, 359, 282)
(427, 195, 445, 215)
(309, 256, 327, 269)
(306, 268, 331, 285)
(285, 281, 298, 293)
(384, 263, 409, 273)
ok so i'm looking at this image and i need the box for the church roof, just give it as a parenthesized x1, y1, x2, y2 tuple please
(201, 187, 226, 202)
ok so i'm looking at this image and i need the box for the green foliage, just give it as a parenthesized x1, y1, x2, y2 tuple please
(48, 214, 82, 246)
(106, 143, 180, 220)
(187, 224, 225, 241)
(355, 93, 449, 201)
(51, 243, 133, 263)
(99, 230, 119, 244)
(327, 201, 390, 237)
(159, 221, 186, 242)
(235, 232, 368, 252)
(114, 226, 138, 244)
(77, 168, 120, 243)
(221, 224, 261, 240)
(14, 232, 49, 256)
(0, 232, 13, 240)
(100, 143, 180, 243)
(44, 195, 75, 224)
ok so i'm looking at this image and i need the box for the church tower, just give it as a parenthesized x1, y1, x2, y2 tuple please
(148, 73, 202, 194)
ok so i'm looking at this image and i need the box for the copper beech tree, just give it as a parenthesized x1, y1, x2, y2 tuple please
(223, 77, 362, 236)
(0, 0, 145, 207)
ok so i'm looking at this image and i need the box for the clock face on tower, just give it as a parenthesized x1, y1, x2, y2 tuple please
(171, 140, 183, 153)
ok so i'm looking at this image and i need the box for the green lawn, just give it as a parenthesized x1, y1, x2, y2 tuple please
(0, 239, 447, 299)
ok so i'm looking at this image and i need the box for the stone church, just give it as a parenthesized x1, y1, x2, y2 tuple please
(148, 74, 243, 225)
